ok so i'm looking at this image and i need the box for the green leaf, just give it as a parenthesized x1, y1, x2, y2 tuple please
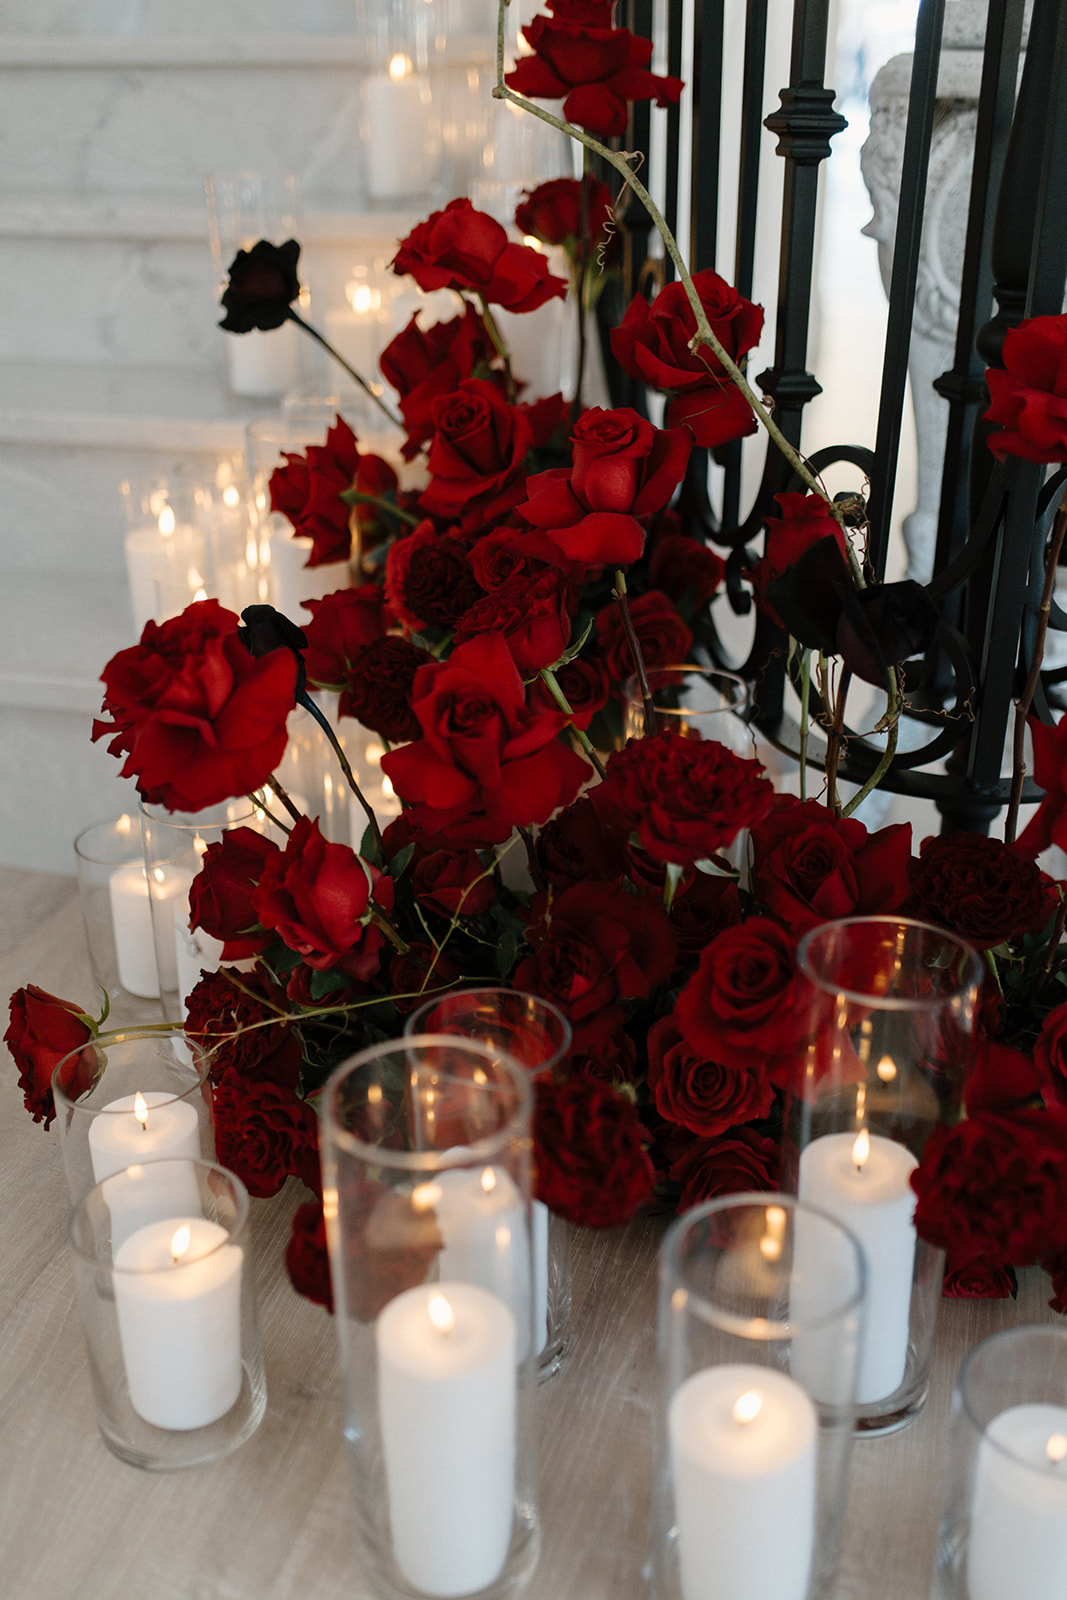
(386, 842, 415, 880)
(308, 968, 358, 1001)
(549, 618, 594, 672)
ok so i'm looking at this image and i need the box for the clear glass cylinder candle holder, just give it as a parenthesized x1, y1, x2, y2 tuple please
(623, 665, 752, 757)
(140, 800, 257, 1017)
(246, 410, 357, 620)
(74, 814, 166, 1015)
(68, 1159, 266, 1469)
(52, 1026, 214, 1210)
(783, 916, 983, 1434)
(320, 1036, 539, 1600)
(654, 1195, 866, 1600)
(405, 988, 574, 1379)
(934, 1326, 1067, 1600)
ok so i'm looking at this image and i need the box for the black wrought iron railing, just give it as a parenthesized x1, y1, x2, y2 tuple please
(604, 0, 1067, 834)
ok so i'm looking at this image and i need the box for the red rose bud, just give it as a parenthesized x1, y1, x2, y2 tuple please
(188, 826, 280, 960)
(393, 198, 568, 312)
(514, 176, 615, 263)
(942, 1255, 1018, 1300)
(219, 237, 301, 332)
(5, 985, 96, 1128)
(983, 311, 1067, 463)
(533, 1077, 655, 1228)
(93, 598, 298, 812)
(253, 815, 395, 979)
(421, 379, 535, 536)
(506, 10, 683, 139)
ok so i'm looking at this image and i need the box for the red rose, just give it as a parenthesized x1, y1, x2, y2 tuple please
(1015, 716, 1067, 857)
(454, 567, 576, 676)
(411, 848, 495, 918)
(567, 1010, 637, 1087)
(648, 1016, 774, 1139)
(518, 407, 692, 565)
(965, 1037, 1043, 1117)
(648, 530, 725, 610)
(673, 917, 799, 1082)
(610, 271, 763, 447)
(1034, 1002, 1067, 1110)
(269, 415, 379, 568)
(669, 871, 744, 959)
(983, 312, 1067, 463)
(513, 881, 677, 1022)
(380, 632, 589, 846)
(528, 654, 610, 733)
(514, 176, 615, 263)
(669, 1127, 779, 1211)
(185, 967, 303, 1089)
(286, 1200, 334, 1312)
(420, 379, 534, 534)
(594, 728, 773, 866)
(533, 1076, 654, 1227)
(595, 589, 693, 687)
(908, 831, 1054, 950)
(253, 815, 395, 978)
(212, 1074, 319, 1199)
(750, 797, 913, 936)
(942, 1253, 1018, 1300)
(393, 198, 568, 312)
(301, 586, 387, 688)
(319, 1180, 443, 1321)
(338, 635, 433, 743)
(505, 10, 683, 139)
(911, 1110, 1067, 1264)
(93, 599, 297, 811)
(380, 305, 496, 460)
(5, 985, 95, 1128)
(188, 825, 280, 959)
(534, 795, 626, 890)
(747, 492, 851, 630)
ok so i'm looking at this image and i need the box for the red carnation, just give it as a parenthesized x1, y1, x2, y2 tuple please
(533, 1076, 654, 1227)
(212, 1073, 319, 1199)
(286, 1200, 334, 1312)
(393, 198, 568, 312)
(5, 985, 96, 1128)
(983, 312, 1067, 463)
(185, 967, 303, 1090)
(908, 831, 1054, 950)
(453, 566, 576, 676)
(339, 635, 433, 743)
(93, 599, 297, 812)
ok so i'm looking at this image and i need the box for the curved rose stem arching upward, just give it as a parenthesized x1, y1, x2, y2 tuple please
(298, 691, 386, 860)
(538, 666, 608, 779)
(287, 309, 401, 428)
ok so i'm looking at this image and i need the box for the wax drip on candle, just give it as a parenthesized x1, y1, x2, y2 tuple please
(170, 1224, 191, 1264)
(732, 1390, 763, 1425)
(760, 1204, 787, 1262)
(133, 1091, 149, 1133)
(1047, 1433, 1067, 1467)
(427, 1291, 455, 1337)
(852, 1126, 871, 1172)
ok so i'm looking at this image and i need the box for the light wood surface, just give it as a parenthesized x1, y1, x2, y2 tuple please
(0, 870, 1059, 1600)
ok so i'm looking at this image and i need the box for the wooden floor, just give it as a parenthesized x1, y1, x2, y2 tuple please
(0, 869, 1058, 1600)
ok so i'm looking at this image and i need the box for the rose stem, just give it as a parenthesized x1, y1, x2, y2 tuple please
(343, 489, 421, 528)
(797, 648, 810, 802)
(245, 790, 292, 835)
(520, 827, 547, 894)
(1038, 892, 1067, 984)
(286, 309, 402, 428)
(612, 568, 657, 737)
(538, 666, 608, 779)
(297, 692, 387, 860)
(476, 295, 517, 402)
(262, 775, 303, 825)
(1004, 484, 1067, 845)
(823, 660, 847, 817)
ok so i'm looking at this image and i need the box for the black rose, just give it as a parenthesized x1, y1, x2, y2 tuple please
(219, 239, 301, 333)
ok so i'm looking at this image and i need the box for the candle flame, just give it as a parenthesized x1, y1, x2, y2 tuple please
(1048, 1433, 1067, 1465)
(193, 834, 208, 857)
(852, 1127, 871, 1170)
(412, 1182, 441, 1213)
(222, 484, 241, 509)
(133, 1092, 149, 1131)
(472, 1068, 488, 1086)
(170, 1224, 191, 1263)
(158, 506, 176, 536)
(428, 1292, 455, 1336)
(876, 1054, 898, 1083)
(388, 52, 412, 81)
(152, 866, 167, 885)
(381, 775, 396, 801)
(480, 1168, 497, 1194)
(732, 1391, 762, 1425)
(760, 1204, 787, 1262)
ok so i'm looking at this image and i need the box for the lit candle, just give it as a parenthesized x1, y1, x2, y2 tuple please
(88, 1090, 201, 1184)
(123, 507, 206, 633)
(413, 1167, 533, 1362)
(968, 1405, 1067, 1600)
(361, 55, 438, 203)
(669, 1363, 817, 1600)
(794, 1129, 917, 1402)
(377, 1282, 516, 1596)
(108, 860, 191, 998)
(113, 1216, 243, 1430)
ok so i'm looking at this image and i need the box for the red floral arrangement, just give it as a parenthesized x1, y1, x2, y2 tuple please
(9, 2, 1067, 1318)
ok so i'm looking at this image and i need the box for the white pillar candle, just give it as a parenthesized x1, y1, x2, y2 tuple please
(531, 1198, 549, 1356)
(226, 320, 300, 399)
(113, 1216, 243, 1430)
(417, 1166, 532, 1362)
(108, 860, 191, 998)
(794, 1130, 918, 1403)
(968, 1404, 1067, 1600)
(669, 1363, 818, 1600)
(123, 519, 205, 634)
(362, 63, 438, 203)
(174, 902, 225, 1007)
(268, 527, 351, 623)
(377, 1282, 516, 1597)
(88, 1091, 201, 1184)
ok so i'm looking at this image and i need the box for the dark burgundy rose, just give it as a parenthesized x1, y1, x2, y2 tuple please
(833, 579, 940, 688)
(669, 1127, 778, 1211)
(1034, 1002, 1067, 1110)
(911, 1110, 1067, 1264)
(93, 599, 297, 812)
(942, 1254, 1018, 1301)
(566, 1010, 637, 1087)
(421, 379, 534, 535)
(380, 633, 589, 847)
(188, 826, 280, 959)
(673, 917, 799, 1081)
(965, 1037, 1043, 1117)
(253, 815, 394, 979)
(648, 531, 725, 610)
(514, 881, 676, 1023)
(983, 311, 1067, 463)
(237, 605, 308, 691)
(5, 986, 95, 1128)
(212, 1074, 319, 1198)
(747, 492, 851, 641)
(219, 238, 301, 332)
(514, 176, 615, 264)
(301, 587, 387, 689)
(185, 967, 303, 1090)
(339, 635, 433, 743)
(610, 271, 762, 447)
(393, 198, 568, 312)
(648, 1016, 774, 1139)
(594, 728, 773, 866)
(285, 1200, 334, 1312)
(380, 305, 496, 460)
(505, 8, 683, 138)
(533, 1076, 654, 1227)
(395, 530, 485, 632)
(453, 567, 575, 676)
(595, 589, 692, 688)
(669, 871, 744, 959)
(534, 796, 626, 890)
(750, 797, 913, 936)
(908, 831, 1053, 951)
(411, 848, 495, 918)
